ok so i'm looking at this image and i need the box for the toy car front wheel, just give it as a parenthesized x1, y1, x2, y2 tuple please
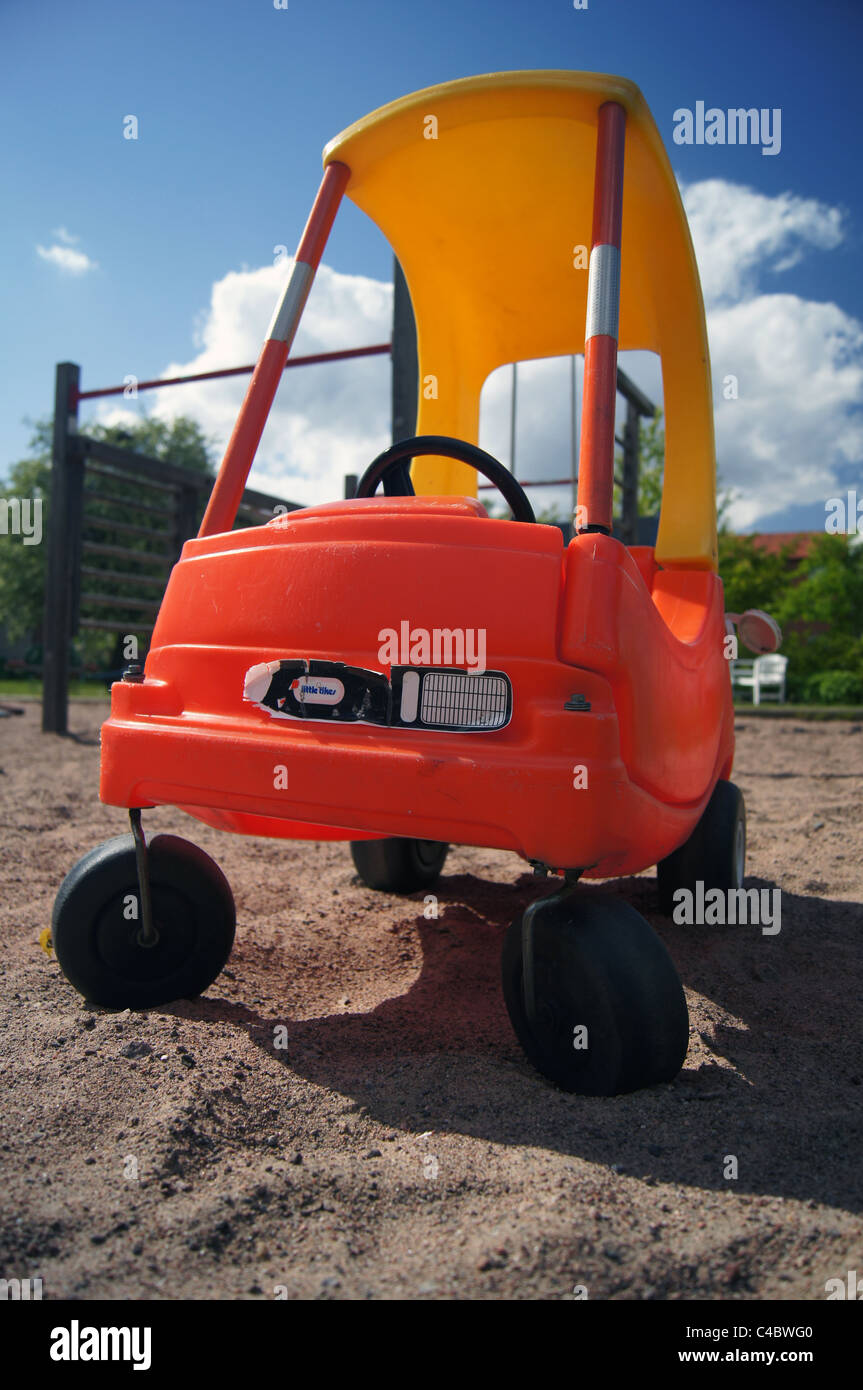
(51, 834, 235, 1009)
(349, 837, 449, 893)
(657, 779, 746, 917)
(501, 894, 690, 1095)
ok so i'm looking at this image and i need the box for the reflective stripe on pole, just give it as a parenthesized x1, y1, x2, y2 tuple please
(576, 102, 626, 535)
(199, 161, 351, 538)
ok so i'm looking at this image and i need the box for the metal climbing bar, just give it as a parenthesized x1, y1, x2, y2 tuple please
(73, 344, 390, 403)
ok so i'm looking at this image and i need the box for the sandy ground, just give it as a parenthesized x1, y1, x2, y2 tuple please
(0, 700, 860, 1301)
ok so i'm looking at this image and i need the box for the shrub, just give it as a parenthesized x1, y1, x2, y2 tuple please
(803, 670, 863, 705)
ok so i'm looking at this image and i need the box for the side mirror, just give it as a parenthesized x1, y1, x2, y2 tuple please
(726, 609, 782, 655)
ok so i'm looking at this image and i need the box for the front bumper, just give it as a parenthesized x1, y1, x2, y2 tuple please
(101, 660, 703, 875)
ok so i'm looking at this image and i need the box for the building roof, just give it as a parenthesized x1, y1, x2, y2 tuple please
(741, 532, 822, 561)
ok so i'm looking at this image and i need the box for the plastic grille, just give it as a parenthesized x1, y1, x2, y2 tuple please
(419, 672, 509, 729)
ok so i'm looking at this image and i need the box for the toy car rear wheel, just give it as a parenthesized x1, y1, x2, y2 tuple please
(349, 837, 448, 893)
(657, 779, 746, 917)
(501, 895, 689, 1095)
(51, 834, 235, 1009)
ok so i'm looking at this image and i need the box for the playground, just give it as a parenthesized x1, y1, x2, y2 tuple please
(1, 18, 860, 1322)
(0, 699, 860, 1299)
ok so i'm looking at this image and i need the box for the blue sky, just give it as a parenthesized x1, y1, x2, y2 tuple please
(1, 0, 860, 530)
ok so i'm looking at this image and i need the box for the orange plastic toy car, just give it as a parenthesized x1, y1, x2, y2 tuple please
(52, 72, 758, 1095)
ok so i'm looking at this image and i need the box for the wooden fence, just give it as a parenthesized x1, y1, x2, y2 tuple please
(42, 362, 302, 733)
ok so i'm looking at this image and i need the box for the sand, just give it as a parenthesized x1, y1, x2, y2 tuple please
(1, 701, 860, 1299)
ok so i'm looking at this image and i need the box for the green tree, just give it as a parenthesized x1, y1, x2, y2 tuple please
(0, 444, 51, 648)
(0, 415, 215, 669)
(613, 409, 664, 519)
(613, 410, 735, 529)
(718, 532, 863, 701)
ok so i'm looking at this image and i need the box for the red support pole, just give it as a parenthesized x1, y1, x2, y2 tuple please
(198, 161, 350, 538)
(576, 102, 626, 535)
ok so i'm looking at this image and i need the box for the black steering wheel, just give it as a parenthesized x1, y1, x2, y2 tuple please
(354, 435, 536, 524)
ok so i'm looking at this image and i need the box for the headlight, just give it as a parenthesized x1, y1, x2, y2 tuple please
(399, 669, 510, 730)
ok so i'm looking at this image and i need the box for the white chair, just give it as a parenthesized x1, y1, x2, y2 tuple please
(752, 654, 788, 705)
(730, 659, 756, 699)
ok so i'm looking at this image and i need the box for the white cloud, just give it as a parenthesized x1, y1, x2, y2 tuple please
(678, 179, 861, 528)
(36, 241, 98, 275)
(102, 177, 860, 529)
(125, 260, 392, 506)
(680, 179, 844, 306)
(710, 294, 863, 527)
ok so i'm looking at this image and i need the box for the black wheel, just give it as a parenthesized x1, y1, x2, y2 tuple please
(657, 779, 746, 917)
(349, 837, 449, 893)
(51, 834, 235, 1009)
(501, 894, 689, 1095)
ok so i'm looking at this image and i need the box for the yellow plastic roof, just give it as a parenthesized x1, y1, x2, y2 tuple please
(324, 71, 717, 570)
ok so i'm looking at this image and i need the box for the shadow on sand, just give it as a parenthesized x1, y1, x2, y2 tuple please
(175, 869, 863, 1212)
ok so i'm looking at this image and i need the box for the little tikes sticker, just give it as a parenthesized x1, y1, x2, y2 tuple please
(290, 676, 344, 705)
